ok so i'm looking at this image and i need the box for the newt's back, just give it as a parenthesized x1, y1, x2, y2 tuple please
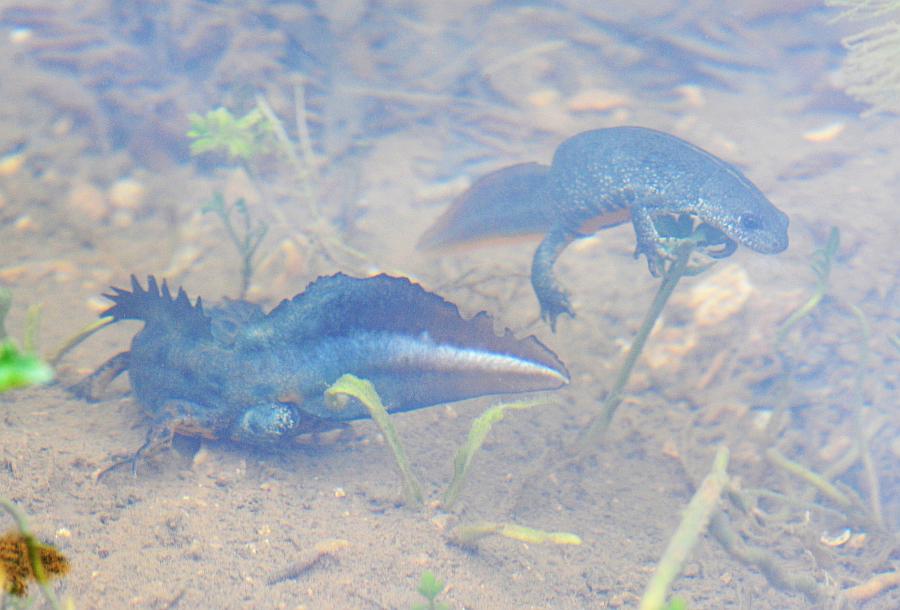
(546, 127, 788, 255)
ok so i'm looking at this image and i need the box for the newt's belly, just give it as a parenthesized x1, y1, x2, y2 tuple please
(575, 206, 632, 235)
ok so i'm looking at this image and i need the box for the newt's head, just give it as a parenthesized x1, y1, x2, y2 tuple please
(696, 167, 789, 255)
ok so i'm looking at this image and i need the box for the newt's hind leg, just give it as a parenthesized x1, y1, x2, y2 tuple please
(531, 226, 578, 331)
(68, 351, 130, 401)
(94, 399, 218, 480)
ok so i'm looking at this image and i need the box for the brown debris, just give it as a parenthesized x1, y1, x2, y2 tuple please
(0, 530, 69, 597)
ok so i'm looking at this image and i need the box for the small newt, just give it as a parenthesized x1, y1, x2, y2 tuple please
(73, 273, 568, 466)
(418, 126, 790, 330)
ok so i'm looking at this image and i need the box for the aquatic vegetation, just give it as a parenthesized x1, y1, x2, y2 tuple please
(0, 289, 53, 393)
(581, 217, 723, 447)
(325, 373, 423, 505)
(187, 106, 273, 162)
(411, 570, 450, 610)
(703, 227, 894, 605)
(443, 399, 547, 509)
(828, 1, 900, 115)
(776, 227, 839, 343)
(639, 448, 729, 610)
(448, 522, 582, 548)
(202, 193, 269, 299)
(324, 374, 560, 512)
(0, 498, 70, 608)
(0, 341, 53, 393)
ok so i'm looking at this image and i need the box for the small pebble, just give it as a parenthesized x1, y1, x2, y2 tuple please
(0, 152, 26, 176)
(13, 215, 36, 232)
(803, 122, 845, 143)
(108, 177, 147, 210)
(67, 182, 108, 222)
(526, 88, 561, 108)
(567, 88, 630, 112)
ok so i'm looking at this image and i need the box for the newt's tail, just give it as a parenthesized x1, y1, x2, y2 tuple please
(416, 162, 553, 251)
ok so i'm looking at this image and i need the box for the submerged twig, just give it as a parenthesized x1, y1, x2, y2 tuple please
(709, 511, 824, 603)
(764, 447, 856, 511)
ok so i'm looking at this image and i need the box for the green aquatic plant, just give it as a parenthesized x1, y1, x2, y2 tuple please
(411, 570, 450, 610)
(580, 216, 725, 448)
(776, 227, 839, 344)
(325, 374, 423, 505)
(203, 192, 269, 300)
(447, 521, 582, 548)
(0, 341, 53, 393)
(0, 287, 9, 340)
(443, 399, 547, 509)
(0, 289, 53, 393)
(323, 375, 561, 510)
(828, 1, 900, 115)
(639, 447, 729, 610)
(187, 106, 273, 162)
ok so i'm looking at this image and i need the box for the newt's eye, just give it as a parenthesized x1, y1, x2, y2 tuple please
(738, 213, 762, 231)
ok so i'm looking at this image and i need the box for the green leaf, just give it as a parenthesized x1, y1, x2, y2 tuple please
(443, 399, 547, 508)
(0, 340, 54, 392)
(417, 570, 445, 601)
(186, 106, 272, 162)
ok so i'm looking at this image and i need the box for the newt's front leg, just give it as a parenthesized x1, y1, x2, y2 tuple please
(531, 225, 578, 331)
(95, 399, 218, 479)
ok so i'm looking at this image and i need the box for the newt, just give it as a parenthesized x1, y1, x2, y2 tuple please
(73, 273, 568, 467)
(418, 126, 790, 330)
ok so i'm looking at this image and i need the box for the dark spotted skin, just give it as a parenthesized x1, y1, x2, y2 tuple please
(419, 127, 790, 330)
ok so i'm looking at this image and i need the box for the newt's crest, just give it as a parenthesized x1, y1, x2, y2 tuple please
(77, 273, 569, 461)
(101, 275, 211, 340)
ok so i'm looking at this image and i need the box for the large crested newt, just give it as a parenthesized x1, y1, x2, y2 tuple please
(73, 273, 568, 463)
(418, 126, 790, 330)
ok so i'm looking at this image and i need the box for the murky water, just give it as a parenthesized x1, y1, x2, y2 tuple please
(1, 1, 897, 608)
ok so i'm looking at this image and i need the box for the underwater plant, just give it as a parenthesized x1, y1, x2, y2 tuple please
(447, 522, 582, 548)
(411, 570, 450, 610)
(0, 341, 53, 393)
(202, 193, 269, 299)
(324, 374, 582, 552)
(638, 448, 729, 610)
(0, 289, 53, 393)
(828, 0, 900, 115)
(580, 216, 726, 446)
(187, 106, 273, 162)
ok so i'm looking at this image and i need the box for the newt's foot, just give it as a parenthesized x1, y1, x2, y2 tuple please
(93, 424, 175, 481)
(635, 240, 674, 278)
(538, 288, 575, 332)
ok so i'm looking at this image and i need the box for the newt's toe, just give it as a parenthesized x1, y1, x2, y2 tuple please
(539, 290, 575, 332)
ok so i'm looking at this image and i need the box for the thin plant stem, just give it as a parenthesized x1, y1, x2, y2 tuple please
(765, 447, 855, 510)
(581, 242, 694, 447)
(639, 446, 729, 610)
(47, 317, 114, 367)
(849, 304, 883, 528)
